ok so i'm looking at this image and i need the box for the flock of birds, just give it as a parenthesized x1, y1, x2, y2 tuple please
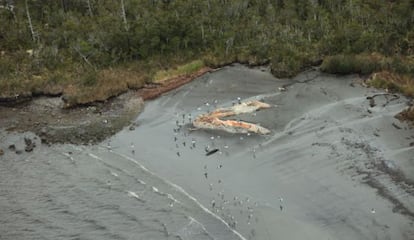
(114, 96, 378, 239)
(165, 99, 287, 236)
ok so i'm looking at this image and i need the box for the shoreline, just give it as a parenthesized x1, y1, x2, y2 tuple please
(0, 61, 412, 145)
(0, 65, 213, 145)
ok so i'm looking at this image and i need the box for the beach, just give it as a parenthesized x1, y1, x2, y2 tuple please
(1, 64, 413, 240)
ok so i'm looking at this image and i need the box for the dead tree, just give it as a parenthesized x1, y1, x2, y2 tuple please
(120, 0, 128, 31)
(86, 0, 93, 16)
(25, 0, 36, 42)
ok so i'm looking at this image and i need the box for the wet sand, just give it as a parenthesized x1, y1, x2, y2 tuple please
(1, 64, 413, 240)
(110, 64, 414, 239)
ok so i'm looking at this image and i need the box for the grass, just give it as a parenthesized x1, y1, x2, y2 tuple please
(321, 53, 414, 75)
(367, 71, 414, 97)
(320, 53, 383, 75)
(397, 107, 414, 122)
(62, 67, 148, 107)
(152, 60, 205, 83)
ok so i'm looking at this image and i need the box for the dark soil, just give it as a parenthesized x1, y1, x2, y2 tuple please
(0, 91, 143, 145)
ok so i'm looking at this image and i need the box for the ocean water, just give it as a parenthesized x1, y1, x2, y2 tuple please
(0, 141, 245, 240)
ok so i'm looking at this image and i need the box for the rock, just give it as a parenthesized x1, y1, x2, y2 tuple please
(392, 123, 402, 130)
(24, 137, 32, 146)
(25, 145, 34, 152)
(129, 125, 135, 131)
(0, 148, 3, 156)
(24, 137, 36, 152)
(8, 144, 16, 151)
(40, 127, 48, 135)
(15, 150, 23, 155)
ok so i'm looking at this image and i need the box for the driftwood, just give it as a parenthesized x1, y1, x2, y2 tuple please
(193, 100, 271, 135)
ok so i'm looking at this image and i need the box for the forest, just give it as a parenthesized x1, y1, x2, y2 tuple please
(0, 0, 413, 109)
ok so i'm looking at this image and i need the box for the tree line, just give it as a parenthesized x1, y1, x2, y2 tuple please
(0, 0, 413, 83)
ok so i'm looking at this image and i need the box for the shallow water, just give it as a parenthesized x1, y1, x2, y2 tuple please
(1, 65, 414, 240)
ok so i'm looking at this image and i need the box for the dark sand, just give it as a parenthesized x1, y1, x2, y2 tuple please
(110, 64, 414, 239)
(1, 64, 413, 240)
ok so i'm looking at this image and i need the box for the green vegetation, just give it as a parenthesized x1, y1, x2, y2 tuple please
(153, 60, 204, 83)
(0, 0, 413, 105)
(321, 54, 414, 75)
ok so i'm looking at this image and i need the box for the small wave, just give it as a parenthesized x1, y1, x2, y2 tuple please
(167, 193, 180, 203)
(88, 153, 103, 160)
(108, 150, 248, 240)
(127, 191, 144, 202)
(137, 179, 146, 185)
(61, 152, 75, 162)
(152, 186, 160, 193)
(176, 216, 215, 240)
(110, 171, 119, 177)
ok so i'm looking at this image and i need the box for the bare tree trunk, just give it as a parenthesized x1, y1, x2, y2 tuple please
(225, 37, 233, 56)
(73, 46, 96, 70)
(201, 24, 205, 42)
(25, 0, 36, 42)
(120, 0, 128, 31)
(61, 0, 67, 13)
(86, 0, 93, 17)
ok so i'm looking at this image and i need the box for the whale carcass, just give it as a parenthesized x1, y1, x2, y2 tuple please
(193, 100, 271, 135)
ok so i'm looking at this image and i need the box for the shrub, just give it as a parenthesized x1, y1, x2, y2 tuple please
(321, 54, 381, 74)
(81, 71, 98, 86)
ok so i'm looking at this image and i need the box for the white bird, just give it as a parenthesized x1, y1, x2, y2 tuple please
(278, 87, 287, 92)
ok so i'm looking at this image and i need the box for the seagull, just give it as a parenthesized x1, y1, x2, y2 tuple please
(278, 86, 287, 92)
(371, 208, 376, 214)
